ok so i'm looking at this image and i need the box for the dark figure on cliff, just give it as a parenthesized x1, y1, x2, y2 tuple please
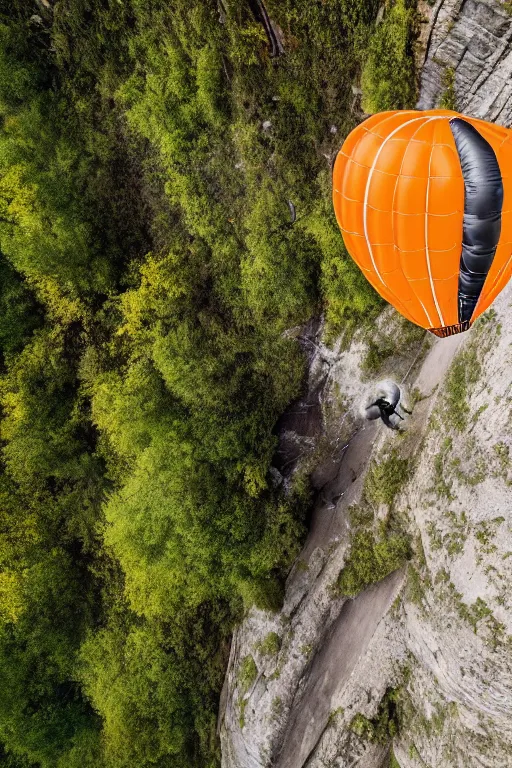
(368, 397, 403, 430)
(364, 381, 412, 430)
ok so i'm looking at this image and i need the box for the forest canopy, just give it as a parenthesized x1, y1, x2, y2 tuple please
(0, 1, 417, 766)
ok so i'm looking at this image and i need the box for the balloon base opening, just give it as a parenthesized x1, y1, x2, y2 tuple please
(429, 320, 471, 338)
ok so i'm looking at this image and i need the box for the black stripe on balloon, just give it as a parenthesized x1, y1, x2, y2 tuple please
(449, 118, 503, 324)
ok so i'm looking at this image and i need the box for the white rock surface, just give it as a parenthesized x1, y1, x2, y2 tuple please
(418, 0, 512, 126)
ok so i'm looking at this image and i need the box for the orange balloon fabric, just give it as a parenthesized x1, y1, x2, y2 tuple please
(332, 110, 512, 337)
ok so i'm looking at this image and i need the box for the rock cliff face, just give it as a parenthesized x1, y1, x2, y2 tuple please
(220, 310, 427, 768)
(221, 279, 512, 768)
(419, 0, 512, 126)
(392, 294, 512, 768)
(220, 3, 512, 766)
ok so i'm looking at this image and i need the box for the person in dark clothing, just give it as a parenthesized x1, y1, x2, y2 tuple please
(366, 397, 412, 430)
(372, 397, 402, 429)
(363, 381, 412, 430)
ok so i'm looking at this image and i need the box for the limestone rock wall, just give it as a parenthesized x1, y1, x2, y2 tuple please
(418, 0, 512, 126)
(392, 291, 512, 767)
(220, 313, 428, 768)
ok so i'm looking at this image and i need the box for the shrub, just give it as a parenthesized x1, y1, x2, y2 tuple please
(239, 655, 258, 693)
(439, 66, 457, 110)
(338, 530, 410, 596)
(255, 632, 281, 656)
(364, 450, 411, 507)
(350, 689, 401, 744)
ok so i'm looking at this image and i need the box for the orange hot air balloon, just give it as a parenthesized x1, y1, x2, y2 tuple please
(332, 109, 512, 337)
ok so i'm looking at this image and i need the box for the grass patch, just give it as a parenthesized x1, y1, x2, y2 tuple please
(361, 337, 396, 378)
(239, 655, 258, 693)
(439, 66, 457, 110)
(238, 654, 258, 728)
(406, 566, 425, 606)
(338, 529, 410, 596)
(450, 454, 487, 487)
(471, 403, 489, 424)
(493, 442, 510, 479)
(271, 696, 283, 720)
(239, 698, 248, 729)
(426, 522, 443, 551)
(350, 689, 401, 744)
(364, 449, 411, 507)
(339, 448, 412, 597)
(474, 517, 504, 554)
(457, 597, 492, 633)
(432, 438, 454, 498)
(255, 632, 281, 656)
(445, 582, 504, 638)
(443, 347, 481, 431)
(431, 433, 490, 500)
(328, 707, 345, 725)
(360, 317, 425, 379)
(435, 567, 450, 585)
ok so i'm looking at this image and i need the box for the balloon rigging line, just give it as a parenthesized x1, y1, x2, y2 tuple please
(400, 332, 430, 385)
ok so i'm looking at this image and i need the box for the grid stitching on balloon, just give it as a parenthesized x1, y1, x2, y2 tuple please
(390, 117, 439, 326)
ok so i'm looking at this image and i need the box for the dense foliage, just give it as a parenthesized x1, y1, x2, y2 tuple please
(0, 1, 417, 766)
